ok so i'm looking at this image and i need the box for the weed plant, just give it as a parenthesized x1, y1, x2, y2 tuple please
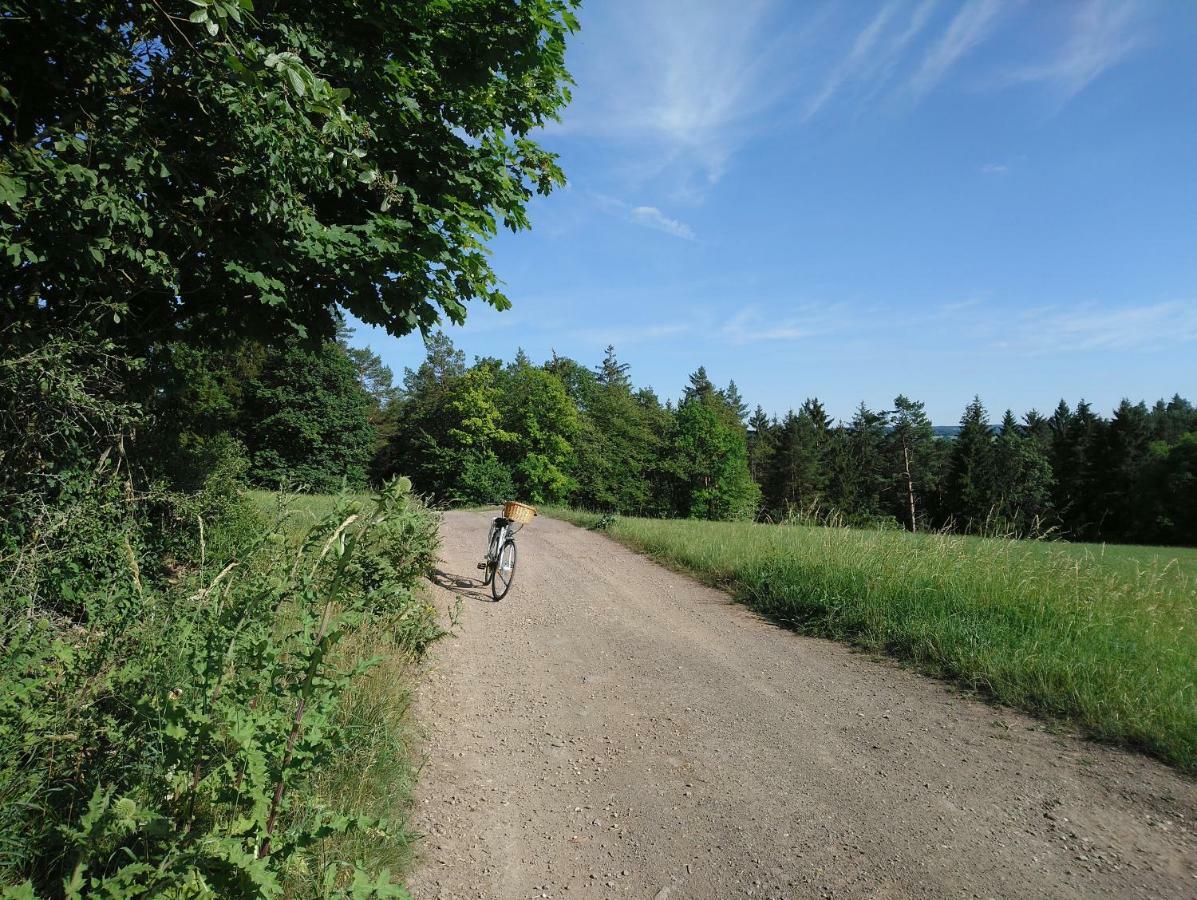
(0, 470, 443, 896)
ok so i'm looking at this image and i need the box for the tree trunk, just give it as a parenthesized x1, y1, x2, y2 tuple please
(903, 443, 917, 533)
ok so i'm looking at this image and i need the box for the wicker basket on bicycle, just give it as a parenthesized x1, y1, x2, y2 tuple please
(502, 500, 537, 524)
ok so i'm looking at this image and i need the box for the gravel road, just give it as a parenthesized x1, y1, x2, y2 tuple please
(408, 511, 1196, 899)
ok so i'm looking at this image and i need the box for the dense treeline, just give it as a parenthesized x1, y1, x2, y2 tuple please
(351, 335, 1193, 546)
(168, 330, 1196, 546)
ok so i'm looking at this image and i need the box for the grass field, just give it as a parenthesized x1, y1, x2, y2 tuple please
(546, 509, 1197, 772)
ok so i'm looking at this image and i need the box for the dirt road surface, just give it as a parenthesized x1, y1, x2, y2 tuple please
(408, 511, 1196, 899)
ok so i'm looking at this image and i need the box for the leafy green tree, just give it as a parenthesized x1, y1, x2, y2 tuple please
(1149, 394, 1197, 444)
(545, 352, 599, 407)
(665, 387, 759, 521)
(500, 363, 578, 503)
(1143, 433, 1197, 544)
(946, 396, 996, 529)
(402, 359, 515, 503)
(244, 340, 374, 491)
(1, 0, 579, 349)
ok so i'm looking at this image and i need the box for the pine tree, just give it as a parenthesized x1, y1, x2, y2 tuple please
(887, 395, 935, 531)
(722, 380, 749, 423)
(595, 345, 631, 389)
(572, 351, 661, 514)
(827, 403, 890, 524)
(1022, 409, 1051, 450)
(946, 396, 996, 530)
(1099, 399, 1152, 539)
(683, 366, 716, 403)
(747, 406, 776, 489)
(768, 409, 827, 516)
(991, 409, 1054, 534)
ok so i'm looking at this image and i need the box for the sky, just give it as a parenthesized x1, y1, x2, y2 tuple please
(352, 0, 1197, 424)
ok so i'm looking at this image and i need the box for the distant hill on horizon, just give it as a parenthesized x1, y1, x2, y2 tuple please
(933, 425, 963, 438)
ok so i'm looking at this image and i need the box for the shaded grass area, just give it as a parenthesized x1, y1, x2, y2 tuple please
(545, 508, 1197, 772)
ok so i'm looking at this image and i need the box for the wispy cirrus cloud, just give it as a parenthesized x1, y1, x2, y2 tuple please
(999, 301, 1197, 354)
(722, 308, 816, 344)
(555, 1, 1155, 197)
(591, 192, 697, 240)
(804, 0, 938, 120)
(999, 0, 1147, 101)
(556, 0, 812, 193)
(629, 206, 696, 241)
(906, 0, 1007, 100)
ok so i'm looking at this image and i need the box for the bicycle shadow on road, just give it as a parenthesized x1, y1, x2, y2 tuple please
(431, 568, 498, 603)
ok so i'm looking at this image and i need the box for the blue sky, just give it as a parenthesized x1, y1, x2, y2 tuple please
(353, 0, 1197, 424)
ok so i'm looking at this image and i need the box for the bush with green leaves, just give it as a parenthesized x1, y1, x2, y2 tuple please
(0, 476, 443, 896)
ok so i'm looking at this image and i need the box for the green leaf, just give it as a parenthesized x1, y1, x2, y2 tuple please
(286, 68, 306, 97)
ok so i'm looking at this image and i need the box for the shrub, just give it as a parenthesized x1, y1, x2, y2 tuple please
(0, 474, 442, 896)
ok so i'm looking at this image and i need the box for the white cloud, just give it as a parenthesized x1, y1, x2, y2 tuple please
(907, 0, 1006, 100)
(1000, 301, 1197, 353)
(629, 206, 696, 241)
(979, 162, 1008, 175)
(556, 0, 809, 192)
(804, 0, 938, 119)
(939, 297, 985, 313)
(598, 322, 694, 346)
(1001, 0, 1146, 101)
(722, 308, 813, 344)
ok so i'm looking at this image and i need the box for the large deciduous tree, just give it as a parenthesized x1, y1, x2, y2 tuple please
(0, 0, 579, 347)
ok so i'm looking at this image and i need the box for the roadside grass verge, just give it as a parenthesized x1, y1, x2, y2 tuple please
(258, 489, 447, 894)
(544, 508, 1197, 772)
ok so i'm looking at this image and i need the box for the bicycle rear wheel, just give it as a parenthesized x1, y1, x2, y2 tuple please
(491, 539, 517, 601)
(482, 525, 500, 585)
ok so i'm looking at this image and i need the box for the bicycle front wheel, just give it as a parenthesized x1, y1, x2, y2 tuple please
(491, 539, 517, 601)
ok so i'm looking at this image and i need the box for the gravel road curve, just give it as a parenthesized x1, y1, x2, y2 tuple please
(407, 511, 1196, 899)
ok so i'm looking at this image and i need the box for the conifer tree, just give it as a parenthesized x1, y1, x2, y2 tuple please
(683, 366, 716, 403)
(947, 396, 996, 529)
(747, 406, 776, 489)
(829, 404, 890, 523)
(887, 395, 935, 531)
(991, 409, 1054, 533)
(722, 380, 749, 423)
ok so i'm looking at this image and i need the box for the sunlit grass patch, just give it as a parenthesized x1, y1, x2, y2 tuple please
(545, 508, 1197, 772)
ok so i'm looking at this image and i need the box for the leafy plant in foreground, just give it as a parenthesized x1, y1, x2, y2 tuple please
(0, 477, 442, 896)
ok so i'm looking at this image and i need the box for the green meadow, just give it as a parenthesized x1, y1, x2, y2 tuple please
(547, 509, 1197, 772)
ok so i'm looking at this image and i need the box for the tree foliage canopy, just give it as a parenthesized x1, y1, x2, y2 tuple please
(1, 0, 579, 346)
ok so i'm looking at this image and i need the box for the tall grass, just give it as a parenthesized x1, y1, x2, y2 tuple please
(547, 509, 1197, 772)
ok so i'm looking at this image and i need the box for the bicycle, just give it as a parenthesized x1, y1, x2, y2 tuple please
(478, 501, 535, 601)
